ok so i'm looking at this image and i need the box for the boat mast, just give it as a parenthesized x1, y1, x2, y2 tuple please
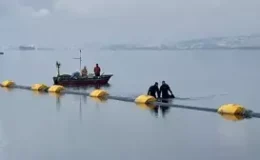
(73, 49, 82, 71)
(56, 61, 61, 76)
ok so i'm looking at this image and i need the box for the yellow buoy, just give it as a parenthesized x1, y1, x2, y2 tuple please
(1, 80, 15, 87)
(217, 104, 246, 115)
(135, 95, 156, 104)
(90, 89, 108, 98)
(31, 84, 48, 91)
(48, 85, 65, 93)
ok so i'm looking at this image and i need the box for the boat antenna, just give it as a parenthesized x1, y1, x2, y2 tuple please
(73, 49, 82, 71)
(56, 61, 61, 76)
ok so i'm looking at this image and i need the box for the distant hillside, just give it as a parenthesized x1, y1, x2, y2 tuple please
(102, 34, 260, 50)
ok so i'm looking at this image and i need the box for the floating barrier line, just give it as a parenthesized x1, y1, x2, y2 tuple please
(157, 102, 218, 113)
(66, 91, 218, 113)
(0, 80, 259, 121)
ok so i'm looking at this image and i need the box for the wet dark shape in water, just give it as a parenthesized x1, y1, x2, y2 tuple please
(149, 99, 171, 118)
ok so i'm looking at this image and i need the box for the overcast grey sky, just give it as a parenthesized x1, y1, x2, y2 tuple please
(0, 0, 259, 47)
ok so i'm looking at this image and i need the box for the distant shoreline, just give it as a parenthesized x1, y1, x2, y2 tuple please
(101, 46, 260, 51)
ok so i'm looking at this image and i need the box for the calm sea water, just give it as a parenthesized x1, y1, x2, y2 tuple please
(0, 49, 260, 160)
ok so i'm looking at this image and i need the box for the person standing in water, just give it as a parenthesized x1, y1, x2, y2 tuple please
(159, 81, 175, 100)
(147, 82, 160, 98)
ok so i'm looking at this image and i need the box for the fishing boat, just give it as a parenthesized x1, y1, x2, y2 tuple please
(53, 72, 113, 86)
(52, 50, 113, 87)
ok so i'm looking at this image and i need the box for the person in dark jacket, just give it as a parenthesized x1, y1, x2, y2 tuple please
(94, 63, 101, 77)
(147, 82, 160, 98)
(159, 81, 175, 99)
